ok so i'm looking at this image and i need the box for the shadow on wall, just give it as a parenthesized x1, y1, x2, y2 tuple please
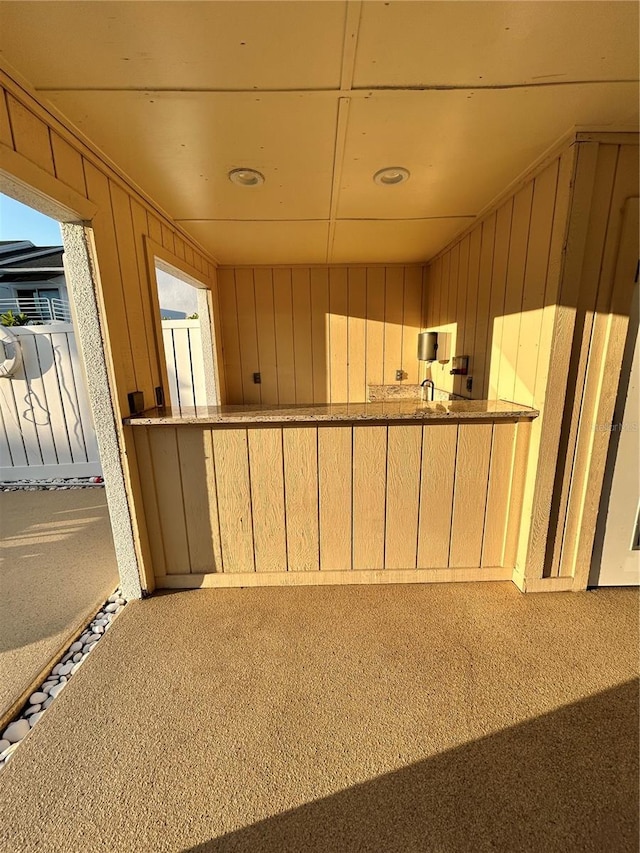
(184, 680, 639, 853)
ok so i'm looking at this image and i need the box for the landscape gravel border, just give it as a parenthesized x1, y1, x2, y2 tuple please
(0, 476, 105, 492)
(0, 588, 127, 768)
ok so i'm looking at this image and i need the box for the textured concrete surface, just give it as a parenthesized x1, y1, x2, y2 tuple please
(0, 582, 638, 852)
(0, 489, 119, 721)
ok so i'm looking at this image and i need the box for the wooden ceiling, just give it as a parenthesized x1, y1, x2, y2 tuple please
(0, 1, 637, 264)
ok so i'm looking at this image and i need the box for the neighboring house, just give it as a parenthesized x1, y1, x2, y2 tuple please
(0, 241, 71, 322)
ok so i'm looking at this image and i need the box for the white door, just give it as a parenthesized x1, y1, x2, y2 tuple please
(595, 214, 640, 586)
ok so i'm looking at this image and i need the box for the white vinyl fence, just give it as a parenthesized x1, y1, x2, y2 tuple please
(0, 324, 101, 481)
(161, 319, 208, 409)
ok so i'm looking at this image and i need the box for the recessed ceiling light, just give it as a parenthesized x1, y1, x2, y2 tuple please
(228, 168, 265, 187)
(373, 167, 410, 186)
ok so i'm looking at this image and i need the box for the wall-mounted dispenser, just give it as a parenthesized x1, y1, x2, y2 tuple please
(450, 356, 469, 376)
(418, 331, 438, 362)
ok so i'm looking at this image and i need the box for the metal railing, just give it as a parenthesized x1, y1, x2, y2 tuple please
(0, 296, 72, 323)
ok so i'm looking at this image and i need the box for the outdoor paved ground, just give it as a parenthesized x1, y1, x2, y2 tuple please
(0, 489, 119, 722)
(0, 582, 637, 852)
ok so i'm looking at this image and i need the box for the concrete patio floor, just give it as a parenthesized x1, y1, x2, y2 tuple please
(0, 489, 119, 724)
(0, 582, 637, 852)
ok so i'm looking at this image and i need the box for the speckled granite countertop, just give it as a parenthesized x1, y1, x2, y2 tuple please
(125, 400, 539, 426)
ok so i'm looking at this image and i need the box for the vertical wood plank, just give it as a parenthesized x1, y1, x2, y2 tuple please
(402, 265, 423, 384)
(235, 268, 261, 404)
(109, 181, 155, 401)
(463, 229, 481, 397)
(254, 268, 279, 404)
(497, 183, 534, 403)
(365, 266, 385, 388)
(6, 95, 54, 174)
(474, 213, 496, 400)
(454, 237, 470, 396)
(385, 424, 422, 569)
(177, 428, 221, 572)
(283, 427, 319, 570)
(383, 266, 404, 384)
(481, 422, 517, 567)
(310, 267, 330, 403)
(50, 134, 86, 196)
(147, 213, 164, 245)
(148, 427, 191, 573)
(504, 420, 532, 570)
(217, 268, 243, 403)
(513, 160, 559, 407)
(273, 268, 296, 403)
(353, 425, 387, 570)
(130, 200, 162, 391)
(292, 268, 314, 404)
(202, 429, 224, 572)
(449, 423, 493, 567)
(132, 428, 167, 578)
(248, 428, 287, 572)
(329, 267, 348, 402)
(487, 199, 514, 399)
(0, 90, 13, 147)
(318, 426, 352, 569)
(348, 267, 367, 402)
(417, 424, 458, 568)
(211, 428, 255, 572)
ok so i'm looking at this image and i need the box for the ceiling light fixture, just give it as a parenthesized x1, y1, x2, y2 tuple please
(373, 167, 410, 186)
(228, 168, 265, 187)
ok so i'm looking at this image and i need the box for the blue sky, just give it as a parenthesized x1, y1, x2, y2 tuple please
(0, 194, 62, 246)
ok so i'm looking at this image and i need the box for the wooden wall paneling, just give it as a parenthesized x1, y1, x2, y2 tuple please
(520, 143, 598, 578)
(184, 243, 195, 268)
(6, 94, 54, 174)
(385, 424, 422, 569)
(402, 265, 423, 384)
(318, 425, 352, 569)
(561, 155, 639, 584)
(176, 427, 220, 572)
(446, 245, 459, 330)
(481, 422, 517, 567)
(383, 266, 404, 385)
(146, 213, 163, 246)
(292, 268, 314, 404)
(329, 267, 349, 402)
(440, 252, 451, 326)
(247, 427, 287, 572)
(0, 90, 13, 146)
(310, 267, 330, 403)
(497, 184, 534, 403)
(201, 429, 223, 572)
(273, 268, 296, 403)
(463, 230, 481, 397)
(417, 424, 458, 568)
(173, 235, 186, 262)
(347, 267, 367, 402)
(513, 161, 559, 408)
(148, 427, 191, 573)
(235, 268, 262, 404)
(352, 425, 387, 570)
(453, 236, 470, 396)
(130, 201, 162, 391)
(449, 423, 493, 567)
(253, 268, 279, 404)
(109, 181, 155, 402)
(208, 269, 227, 405)
(217, 268, 243, 403)
(283, 427, 319, 570)
(160, 223, 175, 255)
(211, 428, 255, 572)
(505, 420, 532, 572)
(50, 134, 86, 196)
(83, 163, 136, 409)
(131, 428, 167, 579)
(475, 213, 496, 399)
(365, 266, 385, 389)
(486, 199, 514, 399)
(546, 145, 619, 577)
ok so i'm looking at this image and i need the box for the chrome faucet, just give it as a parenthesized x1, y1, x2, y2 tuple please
(421, 378, 434, 401)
